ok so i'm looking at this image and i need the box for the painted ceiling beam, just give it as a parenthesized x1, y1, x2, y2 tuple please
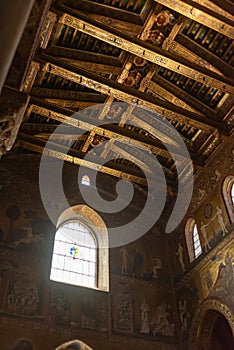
(46, 46, 123, 66)
(82, 13, 143, 38)
(56, 0, 147, 25)
(176, 34, 234, 78)
(35, 133, 86, 141)
(18, 132, 168, 187)
(190, 0, 234, 21)
(41, 99, 103, 111)
(150, 75, 218, 120)
(146, 17, 207, 115)
(28, 102, 172, 158)
(75, 5, 157, 152)
(211, 0, 234, 16)
(57, 12, 234, 94)
(31, 87, 105, 102)
(157, 15, 225, 119)
(57, 58, 122, 75)
(154, 0, 234, 39)
(38, 54, 229, 133)
(28, 97, 206, 166)
(21, 123, 87, 139)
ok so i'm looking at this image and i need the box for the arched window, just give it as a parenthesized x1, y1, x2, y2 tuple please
(50, 205, 109, 291)
(81, 175, 90, 186)
(50, 221, 97, 288)
(223, 175, 234, 222)
(193, 223, 202, 258)
(185, 218, 202, 262)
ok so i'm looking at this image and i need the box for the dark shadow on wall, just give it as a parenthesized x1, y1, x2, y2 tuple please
(209, 315, 234, 350)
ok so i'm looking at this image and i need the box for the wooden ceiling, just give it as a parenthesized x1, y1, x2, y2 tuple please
(12, 0, 234, 190)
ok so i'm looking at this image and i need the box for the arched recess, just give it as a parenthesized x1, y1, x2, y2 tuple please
(222, 175, 234, 223)
(52, 204, 109, 292)
(9, 338, 34, 350)
(56, 339, 93, 349)
(189, 298, 234, 350)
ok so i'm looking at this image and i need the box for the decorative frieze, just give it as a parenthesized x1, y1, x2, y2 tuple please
(22, 61, 40, 93)
(39, 11, 57, 49)
(190, 136, 234, 211)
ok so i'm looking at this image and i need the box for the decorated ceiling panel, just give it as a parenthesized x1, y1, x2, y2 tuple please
(6, 0, 233, 191)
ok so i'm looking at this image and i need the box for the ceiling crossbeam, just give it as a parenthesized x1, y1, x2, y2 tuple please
(190, 0, 234, 21)
(38, 56, 229, 133)
(31, 87, 105, 102)
(28, 100, 205, 166)
(18, 132, 165, 187)
(154, 0, 234, 39)
(57, 0, 147, 25)
(46, 46, 123, 66)
(176, 34, 234, 78)
(150, 75, 217, 119)
(57, 12, 234, 94)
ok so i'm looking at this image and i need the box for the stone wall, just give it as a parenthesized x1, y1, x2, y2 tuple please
(168, 134, 234, 349)
(0, 155, 178, 350)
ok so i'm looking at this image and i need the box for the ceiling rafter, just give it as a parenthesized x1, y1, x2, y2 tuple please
(190, 0, 234, 21)
(20, 122, 87, 142)
(150, 75, 217, 119)
(147, 79, 203, 115)
(37, 56, 230, 134)
(175, 34, 234, 78)
(46, 46, 124, 66)
(31, 87, 106, 102)
(42, 99, 102, 110)
(78, 3, 158, 151)
(211, 0, 234, 16)
(28, 103, 172, 157)
(56, 12, 234, 93)
(56, 58, 122, 75)
(83, 13, 143, 37)
(27, 99, 206, 166)
(18, 132, 171, 187)
(34, 133, 86, 141)
(56, 0, 149, 25)
(154, 0, 234, 38)
(144, 15, 208, 117)
(7, 0, 233, 192)
(165, 40, 229, 78)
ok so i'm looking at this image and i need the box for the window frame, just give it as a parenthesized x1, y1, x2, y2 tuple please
(81, 175, 91, 186)
(50, 205, 109, 291)
(185, 218, 202, 262)
(50, 219, 98, 288)
(192, 223, 202, 259)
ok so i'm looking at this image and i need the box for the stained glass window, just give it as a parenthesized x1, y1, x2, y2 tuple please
(50, 221, 97, 288)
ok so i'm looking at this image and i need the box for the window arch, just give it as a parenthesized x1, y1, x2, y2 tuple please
(222, 175, 234, 222)
(50, 205, 109, 291)
(185, 218, 202, 262)
(193, 223, 202, 258)
(81, 175, 90, 186)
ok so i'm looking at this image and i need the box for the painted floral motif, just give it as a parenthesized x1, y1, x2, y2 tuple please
(123, 9, 176, 90)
